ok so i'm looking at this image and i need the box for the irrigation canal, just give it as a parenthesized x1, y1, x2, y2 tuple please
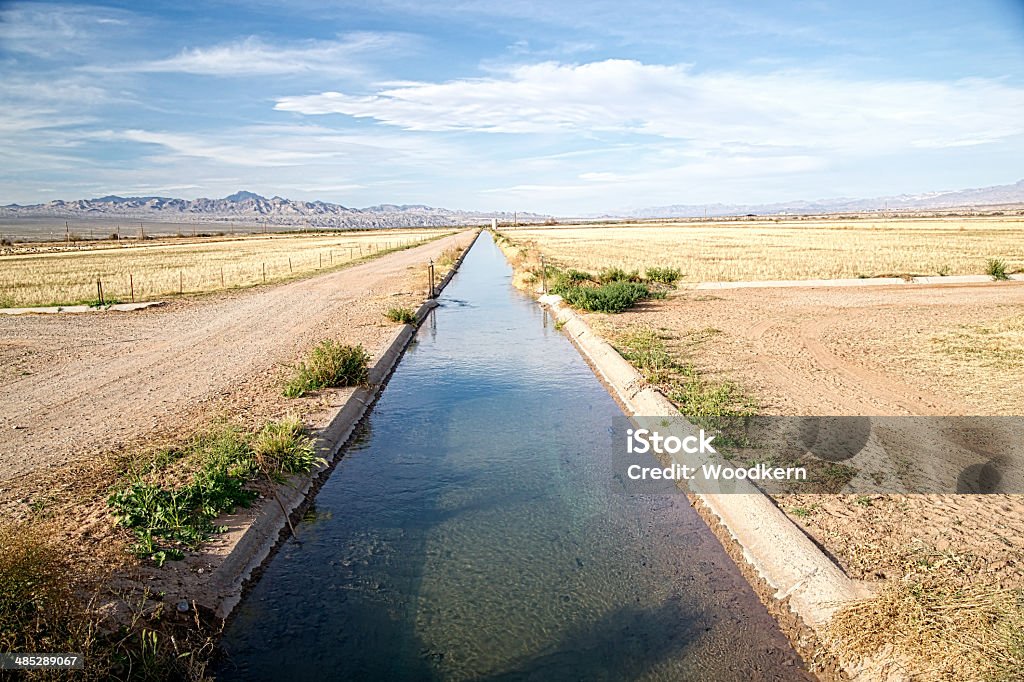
(216, 232, 811, 680)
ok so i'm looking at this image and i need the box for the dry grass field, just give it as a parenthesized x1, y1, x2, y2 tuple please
(510, 217, 1024, 282)
(0, 228, 454, 307)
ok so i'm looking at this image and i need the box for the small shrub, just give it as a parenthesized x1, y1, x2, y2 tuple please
(557, 269, 593, 286)
(987, 258, 1009, 281)
(596, 267, 641, 284)
(251, 417, 321, 479)
(937, 264, 951, 277)
(284, 341, 370, 397)
(558, 281, 651, 313)
(385, 307, 416, 324)
(645, 266, 681, 285)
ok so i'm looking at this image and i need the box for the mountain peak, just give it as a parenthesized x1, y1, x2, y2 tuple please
(224, 190, 264, 202)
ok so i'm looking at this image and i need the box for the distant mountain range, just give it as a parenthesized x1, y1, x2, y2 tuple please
(2, 180, 1022, 226)
(612, 179, 1024, 219)
(0, 191, 547, 229)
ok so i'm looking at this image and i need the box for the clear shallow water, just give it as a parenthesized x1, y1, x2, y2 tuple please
(216, 233, 810, 681)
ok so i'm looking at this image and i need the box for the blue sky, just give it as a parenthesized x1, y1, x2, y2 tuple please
(1, 0, 1023, 214)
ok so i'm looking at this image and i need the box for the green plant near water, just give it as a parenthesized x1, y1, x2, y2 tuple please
(385, 306, 417, 324)
(987, 258, 1009, 281)
(251, 417, 320, 480)
(108, 419, 319, 565)
(556, 280, 655, 313)
(544, 265, 672, 313)
(284, 340, 370, 397)
(614, 327, 755, 441)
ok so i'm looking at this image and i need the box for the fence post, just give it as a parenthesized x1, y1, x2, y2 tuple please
(289, 257, 293, 273)
(221, 266, 225, 287)
(130, 273, 135, 303)
(179, 271, 183, 295)
(96, 277, 104, 306)
(429, 260, 435, 298)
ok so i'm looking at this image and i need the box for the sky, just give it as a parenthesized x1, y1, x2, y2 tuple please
(1, 0, 1023, 214)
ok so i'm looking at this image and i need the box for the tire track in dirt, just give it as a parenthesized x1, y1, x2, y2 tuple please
(797, 315, 960, 416)
(740, 316, 887, 415)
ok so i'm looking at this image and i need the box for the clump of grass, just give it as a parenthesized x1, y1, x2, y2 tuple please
(615, 327, 755, 440)
(645, 266, 681, 285)
(611, 328, 675, 384)
(825, 570, 1024, 680)
(251, 417, 321, 479)
(385, 306, 416, 324)
(284, 340, 370, 397)
(987, 258, 1009, 281)
(554, 268, 593, 287)
(596, 267, 641, 284)
(437, 245, 462, 268)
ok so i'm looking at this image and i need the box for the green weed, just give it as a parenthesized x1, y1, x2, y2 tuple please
(251, 417, 322, 480)
(987, 258, 1009, 281)
(108, 419, 320, 565)
(284, 340, 370, 397)
(385, 306, 416, 324)
(645, 266, 682, 285)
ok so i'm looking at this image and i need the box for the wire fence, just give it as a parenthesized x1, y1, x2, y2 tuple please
(0, 237, 434, 308)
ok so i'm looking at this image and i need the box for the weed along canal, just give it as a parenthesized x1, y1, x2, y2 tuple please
(216, 232, 809, 680)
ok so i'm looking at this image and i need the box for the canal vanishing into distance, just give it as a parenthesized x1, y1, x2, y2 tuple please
(217, 232, 809, 680)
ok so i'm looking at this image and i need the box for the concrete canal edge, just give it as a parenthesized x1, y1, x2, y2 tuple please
(185, 230, 481, 622)
(537, 293, 900, 681)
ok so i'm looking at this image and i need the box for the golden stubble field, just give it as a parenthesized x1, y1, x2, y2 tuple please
(510, 217, 1024, 282)
(0, 228, 454, 307)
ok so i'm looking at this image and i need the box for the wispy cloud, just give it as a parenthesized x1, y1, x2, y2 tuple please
(275, 59, 1024, 153)
(104, 33, 409, 77)
(0, 3, 138, 59)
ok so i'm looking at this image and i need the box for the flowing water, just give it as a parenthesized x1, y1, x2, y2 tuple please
(216, 232, 811, 681)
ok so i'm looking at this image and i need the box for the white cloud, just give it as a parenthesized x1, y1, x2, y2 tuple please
(274, 59, 1024, 153)
(0, 3, 137, 58)
(115, 33, 406, 76)
(108, 124, 459, 169)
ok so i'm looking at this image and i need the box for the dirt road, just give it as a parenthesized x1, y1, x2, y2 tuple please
(0, 230, 475, 484)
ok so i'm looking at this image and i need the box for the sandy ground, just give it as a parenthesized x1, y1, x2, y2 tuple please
(0, 231, 475, 511)
(590, 280, 1024, 587)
